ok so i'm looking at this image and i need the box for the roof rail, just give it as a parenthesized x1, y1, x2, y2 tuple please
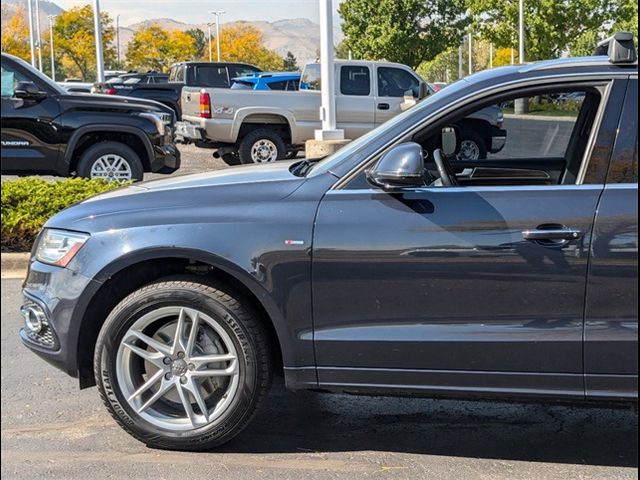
(594, 32, 637, 64)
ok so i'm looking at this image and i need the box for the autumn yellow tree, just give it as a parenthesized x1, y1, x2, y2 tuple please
(125, 25, 197, 72)
(52, 5, 116, 81)
(1, 8, 31, 62)
(493, 47, 517, 67)
(210, 24, 284, 71)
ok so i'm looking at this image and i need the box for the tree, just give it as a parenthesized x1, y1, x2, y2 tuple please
(186, 28, 207, 60)
(283, 51, 298, 71)
(338, 0, 468, 69)
(1, 8, 31, 62)
(125, 25, 197, 72)
(467, 0, 617, 61)
(210, 24, 283, 71)
(493, 47, 517, 67)
(52, 5, 116, 81)
(417, 47, 459, 83)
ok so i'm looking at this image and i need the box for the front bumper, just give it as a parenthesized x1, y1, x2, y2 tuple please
(19, 259, 101, 378)
(150, 143, 181, 174)
(489, 127, 507, 154)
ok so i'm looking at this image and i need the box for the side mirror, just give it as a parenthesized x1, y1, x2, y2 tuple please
(14, 81, 47, 101)
(418, 81, 429, 100)
(441, 127, 458, 156)
(366, 142, 425, 189)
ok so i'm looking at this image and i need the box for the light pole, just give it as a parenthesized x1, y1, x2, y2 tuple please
(26, 0, 36, 66)
(206, 22, 214, 62)
(116, 14, 121, 67)
(93, 0, 105, 82)
(35, 0, 43, 71)
(518, 0, 525, 63)
(208, 11, 226, 62)
(468, 32, 473, 75)
(48, 15, 56, 81)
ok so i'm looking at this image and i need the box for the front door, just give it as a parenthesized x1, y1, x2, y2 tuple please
(312, 80, 626, 398)
(1, 61, 61, 174)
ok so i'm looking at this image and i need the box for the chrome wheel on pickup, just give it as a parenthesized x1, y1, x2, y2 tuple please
(95, 279, 272, 450)
(238, 128, 286, 165)
(76, 141, 144, 181)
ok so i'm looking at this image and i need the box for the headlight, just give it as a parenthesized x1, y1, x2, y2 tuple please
(35, 229, 90, 267)
(139, 111, 172, 134)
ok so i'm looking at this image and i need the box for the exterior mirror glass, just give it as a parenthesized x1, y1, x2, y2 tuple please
(366, 142, 425, 189)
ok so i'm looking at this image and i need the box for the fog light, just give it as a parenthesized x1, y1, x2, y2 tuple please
(21, 305, 46, 333)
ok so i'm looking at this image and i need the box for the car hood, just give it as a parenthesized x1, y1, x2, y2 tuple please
(57, 93, 172, 115)
(45, 161, 307, 232)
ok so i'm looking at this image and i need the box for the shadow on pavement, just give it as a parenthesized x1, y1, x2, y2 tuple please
(220, 381, 638, 468)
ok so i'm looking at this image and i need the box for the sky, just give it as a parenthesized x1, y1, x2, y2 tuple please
(49, 0, 341, 26)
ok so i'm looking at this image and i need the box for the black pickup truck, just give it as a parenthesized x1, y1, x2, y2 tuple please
(95, 62, 261, 118)
(1, 53, 180, 181)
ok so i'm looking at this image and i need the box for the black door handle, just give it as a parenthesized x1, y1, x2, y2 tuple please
(377, 103, 390, 110)
(522, 226, 582, 243)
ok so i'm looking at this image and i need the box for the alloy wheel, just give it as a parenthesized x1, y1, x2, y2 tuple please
(115, 306, 240, 431)
(90, 154, 133, 180)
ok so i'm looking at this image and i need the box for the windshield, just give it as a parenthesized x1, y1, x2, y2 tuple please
(10, 54, 65, 95)
(308, 78, 469, 177)
(124, 78, 142, 84)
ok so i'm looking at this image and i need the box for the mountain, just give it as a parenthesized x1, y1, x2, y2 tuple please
(1, 0, 343, 65)
(1, 0, 63, 31)
(124, 17, 343, 63)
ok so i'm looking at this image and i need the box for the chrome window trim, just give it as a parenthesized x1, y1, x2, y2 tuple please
(326, 183, 606, 196)
(575, 82, 612, 185)
(332, 71, 628, 190)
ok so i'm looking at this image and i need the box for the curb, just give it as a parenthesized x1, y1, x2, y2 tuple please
(1, 252, 29, 279)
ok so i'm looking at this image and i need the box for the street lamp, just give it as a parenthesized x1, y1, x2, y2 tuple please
(208, 10, 226, 62)
(206, 22, 214, 62)
(48, 15, 57, 81)
(26, 0, 36, 66)
(35, 0, 43, 71)
(93, 0, 105, 82)
(518, 0, 525, 63)
(116, 14, 121, 66)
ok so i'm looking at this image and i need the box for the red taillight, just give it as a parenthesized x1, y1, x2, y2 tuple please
(199, 91, 211, 118)
(106, 87, 117, 95)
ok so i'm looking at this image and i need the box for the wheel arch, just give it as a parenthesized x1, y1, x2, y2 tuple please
(65, 125, 155, 174)
(231, 108, 295, 144)
(74, 247, 286, 389)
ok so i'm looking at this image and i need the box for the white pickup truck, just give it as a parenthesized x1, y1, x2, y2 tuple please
(177, 60, 506, 164)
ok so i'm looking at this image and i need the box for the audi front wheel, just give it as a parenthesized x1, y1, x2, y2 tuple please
(94, 278, 272, 450)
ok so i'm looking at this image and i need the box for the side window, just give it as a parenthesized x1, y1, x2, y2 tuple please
(229, 66, 260, 78)
(286, 80, 299, 91)
(172, 66, 185, 83)
(377, 67, 420, 98)
(414, 87, 605, 187)
(1, 64, 28, 97)
(300, 64, 321, 90)
(267, 80, 288, 91)
(607, 80, 638, 184)
(340, 66, 370, 96)
(195, 66, 229, 87)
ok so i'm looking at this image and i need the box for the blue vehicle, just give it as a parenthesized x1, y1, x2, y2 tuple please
(230, 71, 300, 91)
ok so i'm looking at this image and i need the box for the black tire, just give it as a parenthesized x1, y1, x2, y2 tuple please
(76, 141, 144, 181)
(457, 130, 488, 161)
(238, 128, 286, 164)
(94, 278, 272, 451)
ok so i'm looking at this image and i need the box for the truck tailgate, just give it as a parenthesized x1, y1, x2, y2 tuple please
(181, 87, 203, 119)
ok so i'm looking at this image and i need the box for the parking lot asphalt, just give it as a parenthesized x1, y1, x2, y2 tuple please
(1, 278, 637, 480)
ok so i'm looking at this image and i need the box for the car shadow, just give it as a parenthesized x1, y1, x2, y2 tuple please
(219, 381, 638, 468)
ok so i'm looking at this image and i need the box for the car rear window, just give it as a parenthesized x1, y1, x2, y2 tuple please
(194, 66, 229, 87)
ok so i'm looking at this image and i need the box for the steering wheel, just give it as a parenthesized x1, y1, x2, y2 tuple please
(433, 148, 458, 187)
